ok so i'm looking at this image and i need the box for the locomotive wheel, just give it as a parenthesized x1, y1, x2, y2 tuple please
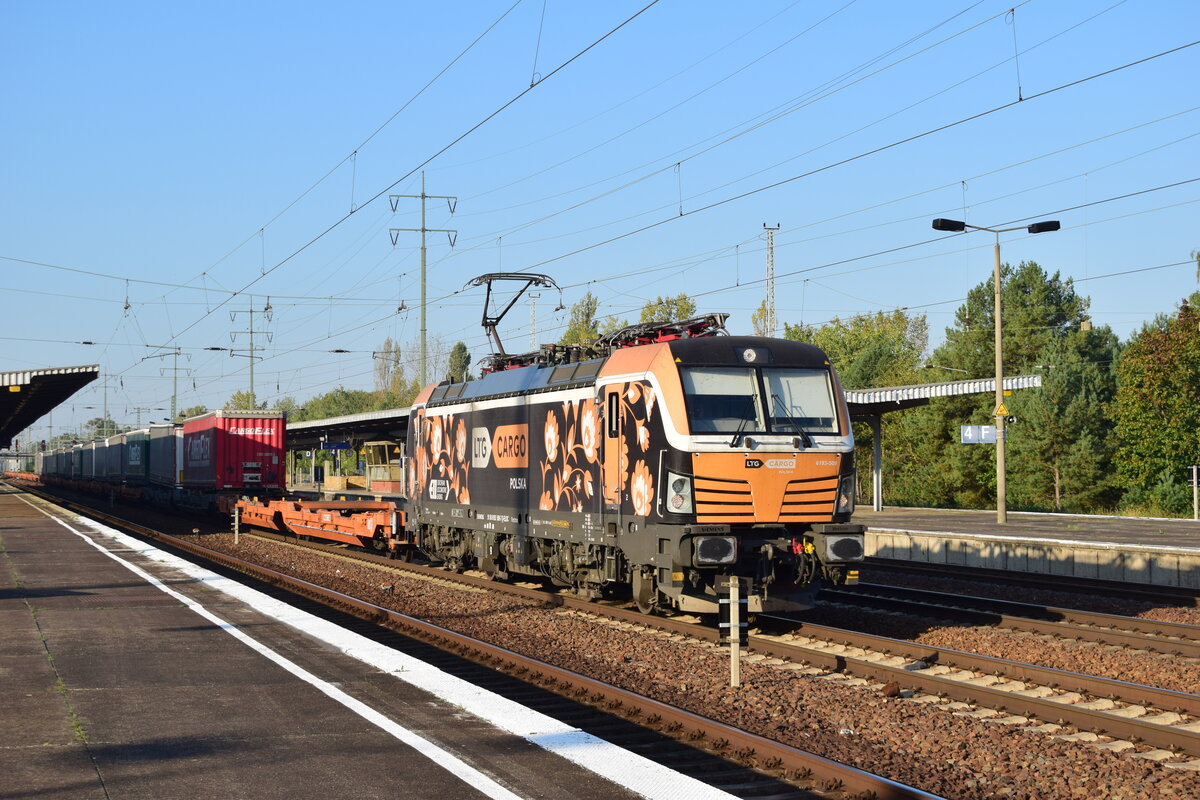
(632, 568, 657, 615)
(483, 556, 506, 581)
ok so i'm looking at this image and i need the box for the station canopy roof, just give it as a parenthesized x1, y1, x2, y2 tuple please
(286, 407, 410, 451)
(0, 365, 99, 448)
(845, 374, 1043, 417)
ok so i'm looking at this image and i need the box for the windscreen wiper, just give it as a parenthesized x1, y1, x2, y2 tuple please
(772, 393, 814, 449)
(728, 412, 750, 448)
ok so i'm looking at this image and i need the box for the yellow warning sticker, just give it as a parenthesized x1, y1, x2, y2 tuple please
(994, 402, 1009, 416)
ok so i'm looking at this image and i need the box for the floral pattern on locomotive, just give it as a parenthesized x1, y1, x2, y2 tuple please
(416, 411, 471, 504)
(538, 399, 601, 512)
(613, 381, 658, 518)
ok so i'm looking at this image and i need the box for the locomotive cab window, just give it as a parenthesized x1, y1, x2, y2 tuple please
(762, 367, 839, 434)
(679, 367, 764, 433)
(606, 391, 620, 438)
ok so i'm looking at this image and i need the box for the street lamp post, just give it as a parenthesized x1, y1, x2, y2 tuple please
(932, 217, 1060, 524)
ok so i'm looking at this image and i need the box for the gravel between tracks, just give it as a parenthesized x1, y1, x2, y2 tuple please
(802, 604, 1200, 695)
(190, 533, 1200, 800)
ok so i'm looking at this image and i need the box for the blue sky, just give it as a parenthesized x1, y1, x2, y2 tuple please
(2, 0, 1197, 437)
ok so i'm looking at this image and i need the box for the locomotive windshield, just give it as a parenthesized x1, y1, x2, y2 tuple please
(762, 367, 839, 434)
(679, 366, 838, 435)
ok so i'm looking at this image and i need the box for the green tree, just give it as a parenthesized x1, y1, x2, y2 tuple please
(227, 390, 267, 410)
(886, 262, 1104, 511)
(374, 337, 404, 395)
(639, 293, 696, 324)
(302, 387, 377, 419)
(559, 292, 601, 345)
(1007, 328, 1121, 511)
(177, 405, 207, 422)
(1110, 293, 1200, 514)
(937, 261, 1090, 378)
(83, 417, 119, 439)
(751, 300, 772, 337)
(781, 309, 928, 508)
(275, 396, 302, 421)
(447, 341, 472, 383)
(783, 309, 927, 389)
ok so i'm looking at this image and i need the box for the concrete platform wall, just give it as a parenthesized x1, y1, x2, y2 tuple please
(866, 529, 1200, 590)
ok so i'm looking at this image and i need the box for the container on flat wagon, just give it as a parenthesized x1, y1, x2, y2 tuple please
(71, 444, 83, 479)
(103, 433, 125, 482)
(182, 410, 286, 490)
(82, 440, 101, 480)
(148, 424, 182, 487)
(123, 429, 150, 485)
(35, 451, 45, 476)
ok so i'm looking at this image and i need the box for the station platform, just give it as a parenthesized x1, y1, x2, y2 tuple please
(854, 506, 1200, 590)
(0, 484, 733, 800)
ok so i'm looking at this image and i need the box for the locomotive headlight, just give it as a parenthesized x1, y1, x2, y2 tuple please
(666, 471, 693, 514)
(820, 534, 865, 562)
(835, 472, 856, 515)
(693, 535, 737, 565)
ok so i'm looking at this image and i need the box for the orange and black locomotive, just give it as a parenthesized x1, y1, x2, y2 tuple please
(407, 314, 863, 614)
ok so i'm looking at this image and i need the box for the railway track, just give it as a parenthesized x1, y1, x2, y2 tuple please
(16, 483, 939, 800)
(19, 480, 1200, 785)
(823, 583, 1200, 658)
(863, 556, 1200, 609)
(247, 527, 1200, 759)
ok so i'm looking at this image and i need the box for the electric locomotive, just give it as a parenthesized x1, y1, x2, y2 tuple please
(407, 314, 864, 614)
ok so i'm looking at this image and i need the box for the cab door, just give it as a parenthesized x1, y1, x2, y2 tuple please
(601, 386, 623, 523)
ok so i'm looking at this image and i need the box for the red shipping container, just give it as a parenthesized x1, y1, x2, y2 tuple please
(182, 410, 286, 490)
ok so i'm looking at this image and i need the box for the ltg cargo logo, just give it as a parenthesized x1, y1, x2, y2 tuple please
(471, 425, 528, 469)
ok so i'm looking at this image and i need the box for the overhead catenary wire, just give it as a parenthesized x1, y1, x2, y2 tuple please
(39, 12, 1196, 416)
(141, 0, 664, 361)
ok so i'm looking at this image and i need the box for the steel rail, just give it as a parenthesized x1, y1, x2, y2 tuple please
(846, 582, 1200, 642)
(821, 587, 1200, 659)
(864, 557, 1200, 609)
(758, 616, 1200, 717)
(209, 527, 1200, 756)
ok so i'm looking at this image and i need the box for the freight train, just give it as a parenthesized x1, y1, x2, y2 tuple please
(23, 313, 864, 617)
(407, 314, 864, 615)
(35, 409, 286, 512)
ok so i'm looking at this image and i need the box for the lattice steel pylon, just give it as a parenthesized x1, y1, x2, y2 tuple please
(763, 223, 780, 337)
